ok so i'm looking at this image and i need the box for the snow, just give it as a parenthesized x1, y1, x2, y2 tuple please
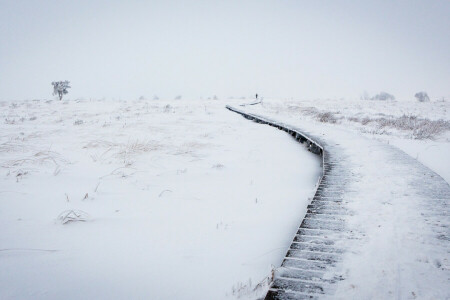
(251, 97, 450, 184)
(239, 97, 450, 299)
(0, 98, 321, 299)
(1, 96, 449, 299)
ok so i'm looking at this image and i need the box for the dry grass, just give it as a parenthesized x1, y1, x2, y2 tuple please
(57, 210, 89, 224)
(2, 150, 68, 168)
(84, 139, 163, 165)
(290, 105, 449, 139)
(348, 114, 450, 139)
(316, 112, 338, 124)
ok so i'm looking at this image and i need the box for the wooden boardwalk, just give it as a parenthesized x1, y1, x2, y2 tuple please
(226, 105, 450, 300)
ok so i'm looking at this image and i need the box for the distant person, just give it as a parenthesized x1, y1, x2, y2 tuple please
(256, 93, 258, 100)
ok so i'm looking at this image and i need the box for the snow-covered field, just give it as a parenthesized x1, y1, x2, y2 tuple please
(1, 97, 449, 299)
(0, 99, 321, 299)
(249, 97, 450, 183)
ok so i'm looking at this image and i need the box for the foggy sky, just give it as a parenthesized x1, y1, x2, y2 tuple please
(0, 0, 449, 101)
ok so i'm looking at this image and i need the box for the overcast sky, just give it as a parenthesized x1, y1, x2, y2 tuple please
(0, 0, 449, 100)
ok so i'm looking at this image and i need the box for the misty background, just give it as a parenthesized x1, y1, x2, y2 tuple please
(0, 0, 449, 101)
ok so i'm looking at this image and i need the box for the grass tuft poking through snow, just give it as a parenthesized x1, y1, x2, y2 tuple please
(57, 210, 90, 224)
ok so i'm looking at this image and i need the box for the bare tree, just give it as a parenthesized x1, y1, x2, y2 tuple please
(52, 81, 71, 100)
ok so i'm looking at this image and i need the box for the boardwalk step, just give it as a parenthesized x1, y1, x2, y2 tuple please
(304, 213, 345, 221)
(297, 228, 338, 236)
(276, 268, 327, 282)
(286, 250, 340, 263)
(271, 278, 328, 295)
(282, 257, 334, 271)
(290, 242, 344, 253)
(293, 235, 335, 246)
(301, 218, 345, 231)
(306, 208, 347, 216)
(307, 202, 344, 210)
(276, 267, 345, 284)
(265, 289, 319, 300)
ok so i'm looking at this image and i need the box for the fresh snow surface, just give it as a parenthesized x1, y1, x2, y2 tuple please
(0, 99, 321, 300)
(241, 98, 450, 299)
(253, 98, 450, 184)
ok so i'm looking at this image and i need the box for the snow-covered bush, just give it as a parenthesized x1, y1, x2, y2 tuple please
(51, 81, 71, 100)
(174, 95, 182, 100)
(317, 112, 338, 123)
(153, 95, 159, 100)
(415, 91, 430, 102)
(371, 92, 395, 101)
(375, 115, 449, 139)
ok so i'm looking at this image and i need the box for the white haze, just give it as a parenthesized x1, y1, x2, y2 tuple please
(0, 0, 449, 101)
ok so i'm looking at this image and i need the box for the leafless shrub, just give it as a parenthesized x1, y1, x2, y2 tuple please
(347, 116, 360, 123)
(317, 112, 338, 123)
(361, 117, 371, 125)
(300, 107, 319, 116)
(286, 105, 302, 113)
(353, 114, 450, 139)
(412, 119, 450, 139)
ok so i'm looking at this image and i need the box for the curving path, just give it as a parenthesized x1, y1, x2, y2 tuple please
(227, 106, 450, 300)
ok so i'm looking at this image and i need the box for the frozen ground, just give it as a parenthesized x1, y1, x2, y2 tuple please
(0, 98, 321, 299)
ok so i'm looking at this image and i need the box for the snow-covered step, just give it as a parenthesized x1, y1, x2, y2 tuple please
(281, 257, 336, 271)
(289, 242, 344, 254)
(292, 235, 336, 246)
(270, 277, 330, 295)
(265, 289, 320, 300)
